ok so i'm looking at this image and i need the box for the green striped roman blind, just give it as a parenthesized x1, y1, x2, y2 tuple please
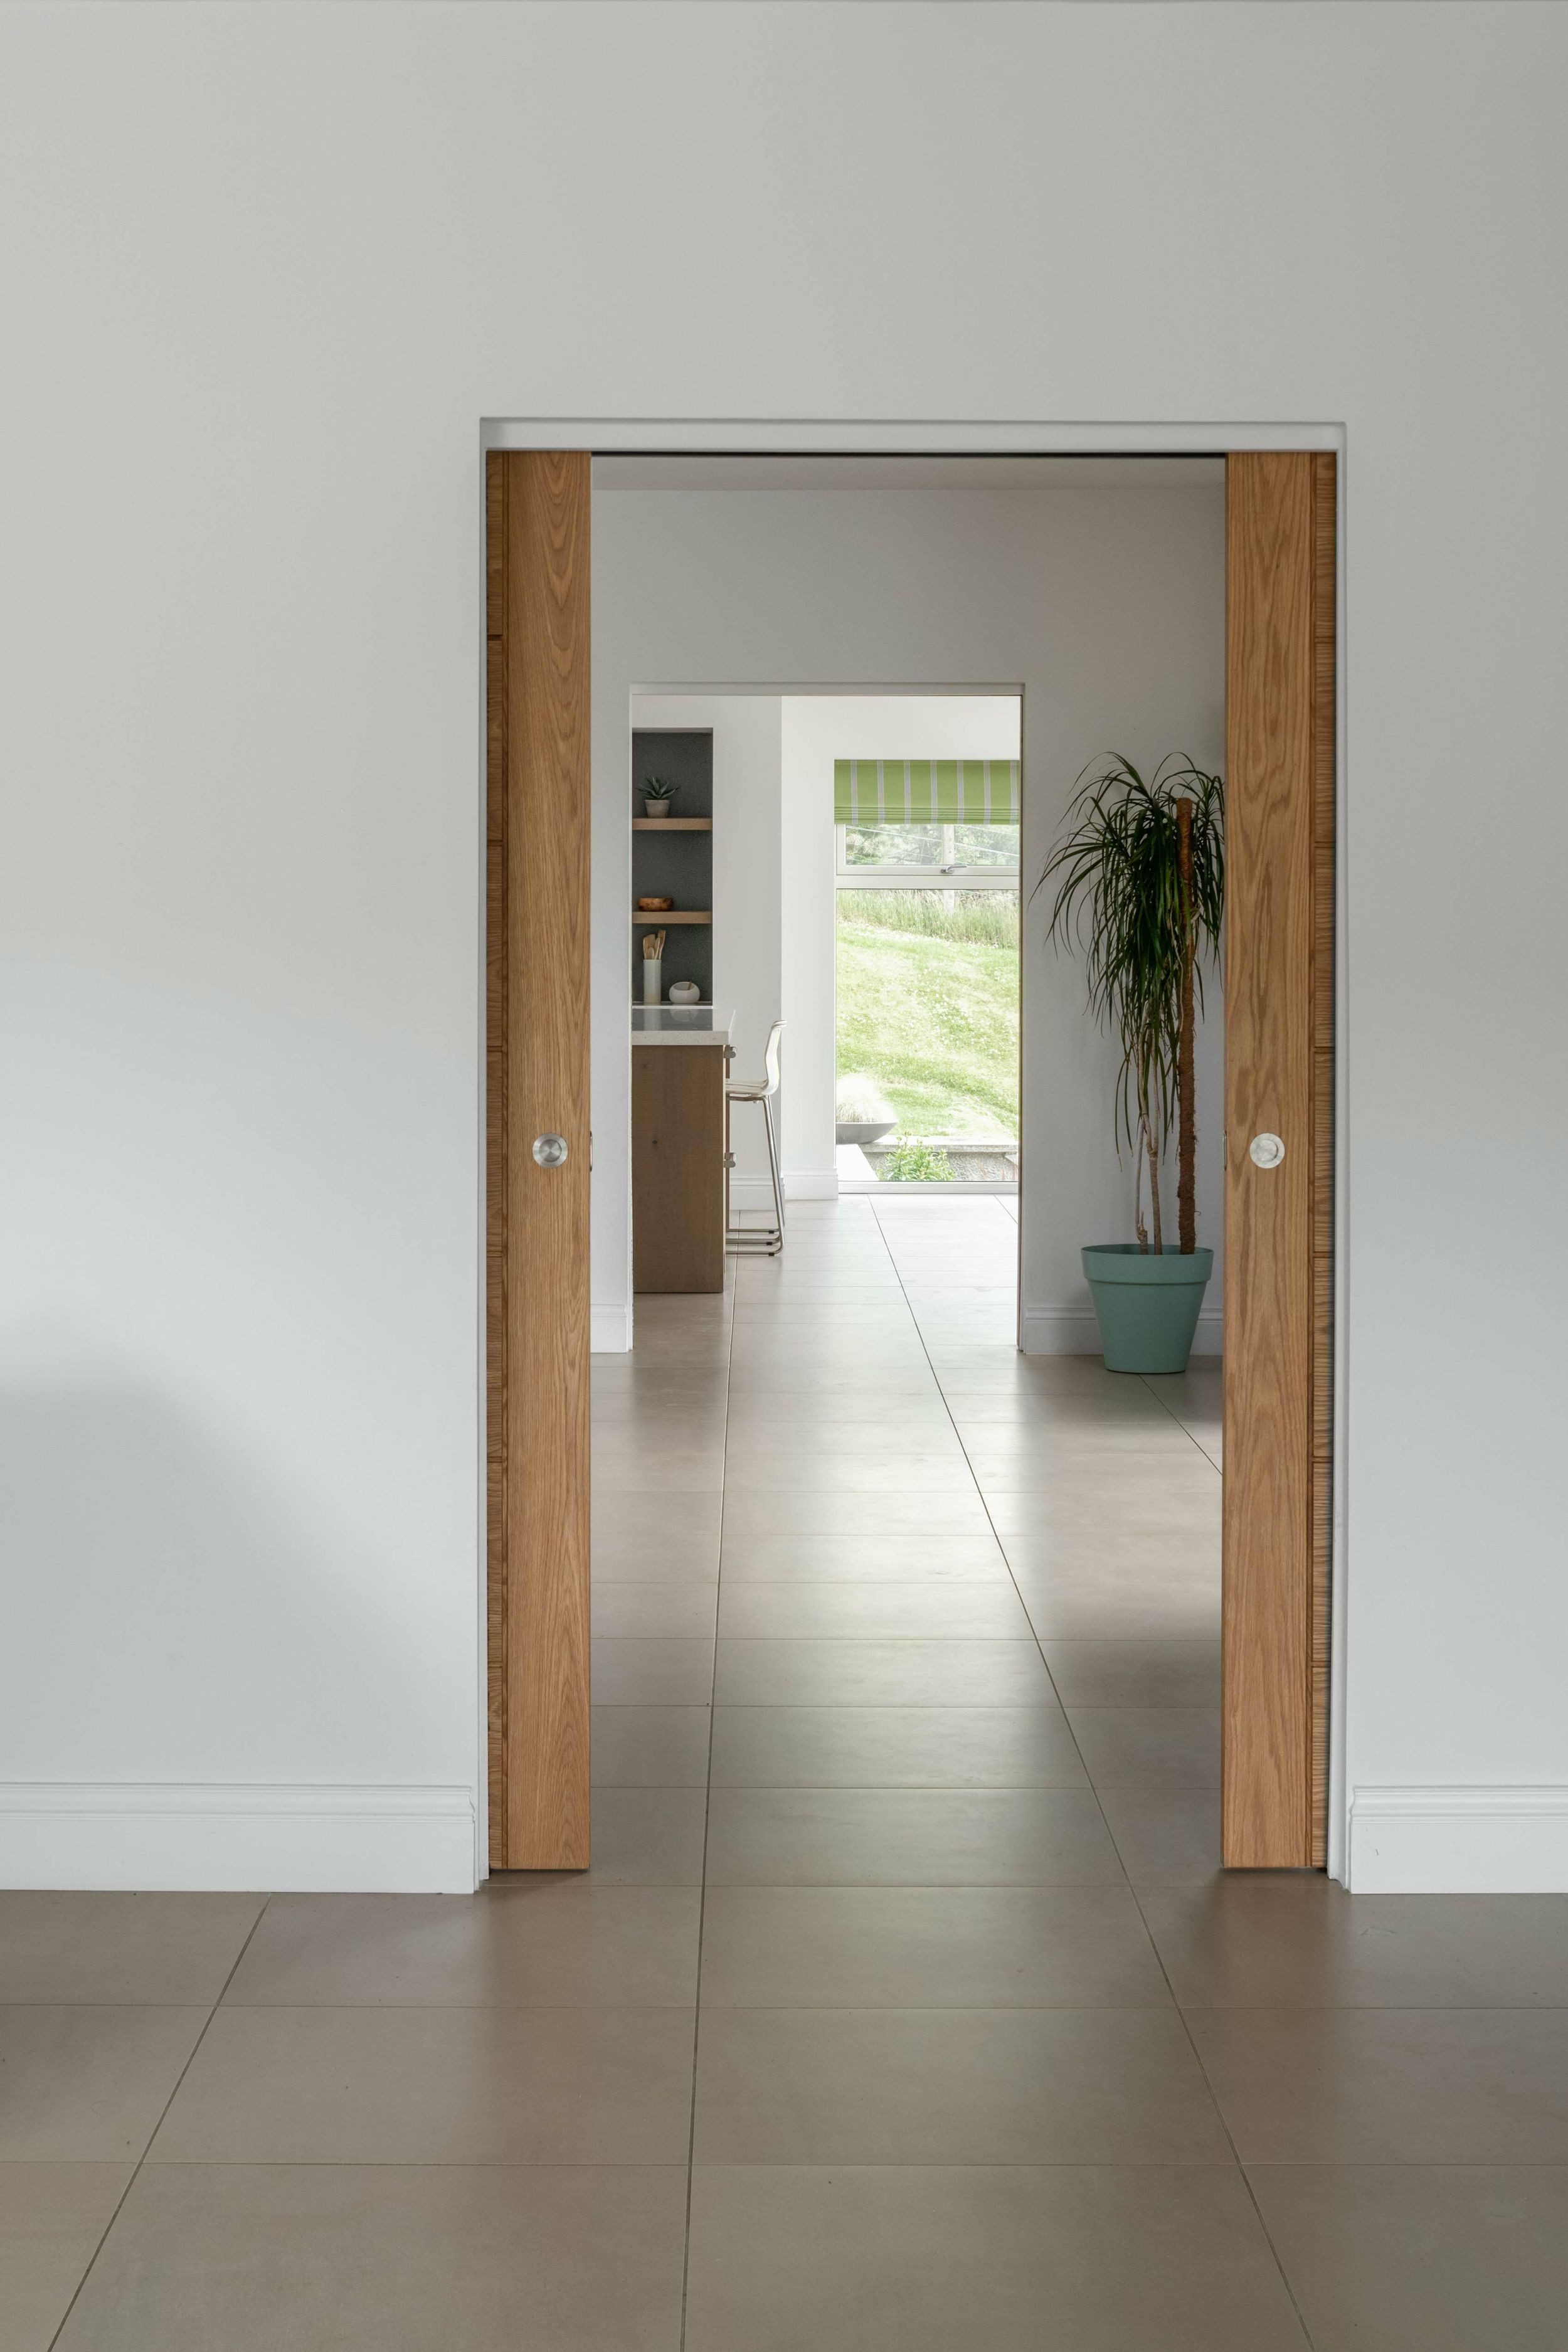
(834, 759, 1020, 825)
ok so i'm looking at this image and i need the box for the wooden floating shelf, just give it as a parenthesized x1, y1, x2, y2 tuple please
(633, 817, 712, 830)
(633, 909, 711, 924)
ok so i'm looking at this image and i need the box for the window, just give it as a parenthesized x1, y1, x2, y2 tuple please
(837, 820, 1019, 884)
(834, 758, 1021, 1184)
(833, 759, 1020, 887)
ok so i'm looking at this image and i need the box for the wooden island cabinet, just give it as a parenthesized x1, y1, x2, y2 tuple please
(631, 1009, 733, 1294)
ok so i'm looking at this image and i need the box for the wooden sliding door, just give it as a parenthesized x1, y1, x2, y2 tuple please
(1222, 451, 1336, 1868)
(486, 451, 592, 1869)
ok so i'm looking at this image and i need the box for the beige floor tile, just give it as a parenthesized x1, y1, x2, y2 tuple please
(703, 1788, 1123, 1887)
(726, 1367, 937, 1395)
(1187, 2007, 1568, 2162)
(1142, 1880, 1568, 2008)
(149, 2006, 696, 2166)
(1067, 1707, 1222, 1788)
(1008, 1554, 1220, 1641)
(732, 1299, 913, 1325)
(721, 1394, 953, 1431)
(709, 1705, 1087, 1790)
(929, 1359, 1109, 1392)
(591, 1640, 715, 1705)
(54, 2164, 687, 2352)
(0, 2008, 208, 2161)
(695, 2005, 1230, 2164)
(981, 1482, 1221, 1537)
(699, 1886, 1170, 2008)
(961, 1428, 1202, 1474)
(0, 1894, 263, 2006)
(716, 1534, 1009, 1583)
(1246, 2164, 1568, 2352)
(722, 1458, 978, 1494)
(591, 1389, 729, 1428)
(591, 1367, 729, 1411)
(591, 1452, 726, 1494)
(684, 2166, 1308, 2352)
(722, 1404, 956, 1438)
(1096, 1788, 1222, 1887)
(0, 2162, 130, 2352)
(943, 1385, 1171, 1423)
(1043, 1640, 1221, 1707)
(575, 1790, 707, 1885)
(714, 1638, 1055, 1708)
(721, 1491, 992, 1536)
(716, 1581, 1032, 1639)
(594, 1490, 721, 1550)
(617, 1332, 734, 1370)
(223, 1885, 700, 2008)
(592, 1583, 719, 1638)
(591, 1707, 711, 1788)
(592, 1524, 721, 1582)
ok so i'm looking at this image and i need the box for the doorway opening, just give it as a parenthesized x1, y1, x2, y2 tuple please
(831, 699, 1022, 1197)
(485, 438, 1336, 1888)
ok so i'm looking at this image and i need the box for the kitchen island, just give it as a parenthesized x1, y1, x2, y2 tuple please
(632, 1007, 734, 1294)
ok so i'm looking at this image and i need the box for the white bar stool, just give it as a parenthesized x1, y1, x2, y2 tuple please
(726, 1019, 785, 1255)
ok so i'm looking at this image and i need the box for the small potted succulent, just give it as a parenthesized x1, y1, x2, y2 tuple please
(642, 778, 676, 818)
(1039, 754, 1225, 1374)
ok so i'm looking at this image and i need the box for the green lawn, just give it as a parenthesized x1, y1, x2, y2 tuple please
(835, 891, 1020, 1139)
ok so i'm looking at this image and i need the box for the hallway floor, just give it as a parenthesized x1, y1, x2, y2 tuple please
(8, 1195, 1568, 2347)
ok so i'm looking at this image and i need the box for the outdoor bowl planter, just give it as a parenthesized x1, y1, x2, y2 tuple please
(835, 1119, 896, 1146)
(1083, 1244, 1213, 1374)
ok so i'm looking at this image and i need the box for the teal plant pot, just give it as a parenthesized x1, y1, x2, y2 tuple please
(1082, 1244, 1214, 1374)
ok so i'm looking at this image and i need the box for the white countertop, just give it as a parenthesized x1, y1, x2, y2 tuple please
(632, 1006, 734, 1045)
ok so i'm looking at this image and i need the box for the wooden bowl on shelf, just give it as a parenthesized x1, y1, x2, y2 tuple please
(637, 897, 674, 911)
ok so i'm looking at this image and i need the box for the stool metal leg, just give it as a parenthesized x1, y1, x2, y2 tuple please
(726, 1094, 785, 1255)
(764, 1095, 786, 1246)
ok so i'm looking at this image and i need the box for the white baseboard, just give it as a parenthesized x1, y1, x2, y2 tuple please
(1349, 1786, 1568, 1892)
(591, 1302, 633, 1353)
(1020, 1305, 1224, 1358)
(784, 1168, 839, 1200)
(728, 1173, 779, 1212)
(0, 1783, 478, 1894)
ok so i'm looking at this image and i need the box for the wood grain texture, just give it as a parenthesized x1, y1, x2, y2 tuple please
(486, 452, 592, 1870)
(632, 1045, 726, 1294)
(485, 458, 508, 1864)
(1222, 453, 1317, 1868)
(1310, 453, 1337, 1866)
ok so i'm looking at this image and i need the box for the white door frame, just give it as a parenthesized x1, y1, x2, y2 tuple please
(479, 414, 1351, 1883)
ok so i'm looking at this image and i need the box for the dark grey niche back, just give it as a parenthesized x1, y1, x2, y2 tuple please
(632, 729, 713, 1004)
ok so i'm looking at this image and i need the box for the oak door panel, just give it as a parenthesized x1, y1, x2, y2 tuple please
(486, 451, 592, 1870)
(1222, 450, 1333, 1870)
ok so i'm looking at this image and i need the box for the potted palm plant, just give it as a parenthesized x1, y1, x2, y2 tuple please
(1039, 755, 1224, 1373)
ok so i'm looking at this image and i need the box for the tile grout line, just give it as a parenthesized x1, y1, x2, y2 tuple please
(1136, 1364, 1224, 1475)
(877, 1200, 1317, 2342)
(45, 1895, 275, 2351)
(1122, 1878, 1320, 2349)
(1123, 1353, 1313, 2339)
(675, 1264, 737, 2352)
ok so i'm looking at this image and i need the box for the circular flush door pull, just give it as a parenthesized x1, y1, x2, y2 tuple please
(532, 1133, 569, 1168)
(1249, 1132, 1286, 1170)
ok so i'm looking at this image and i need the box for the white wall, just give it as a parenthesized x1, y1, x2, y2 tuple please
(3, 1, 1565, 1892)
(780, 693, 1023, 1196)
(595, 476, 1226, 1355)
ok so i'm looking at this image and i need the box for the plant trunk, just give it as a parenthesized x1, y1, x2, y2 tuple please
(1133, 1057, 1158, 1253)
(1176, 798, 1195, 1255)
(1145, 1112, 1163, 1254)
